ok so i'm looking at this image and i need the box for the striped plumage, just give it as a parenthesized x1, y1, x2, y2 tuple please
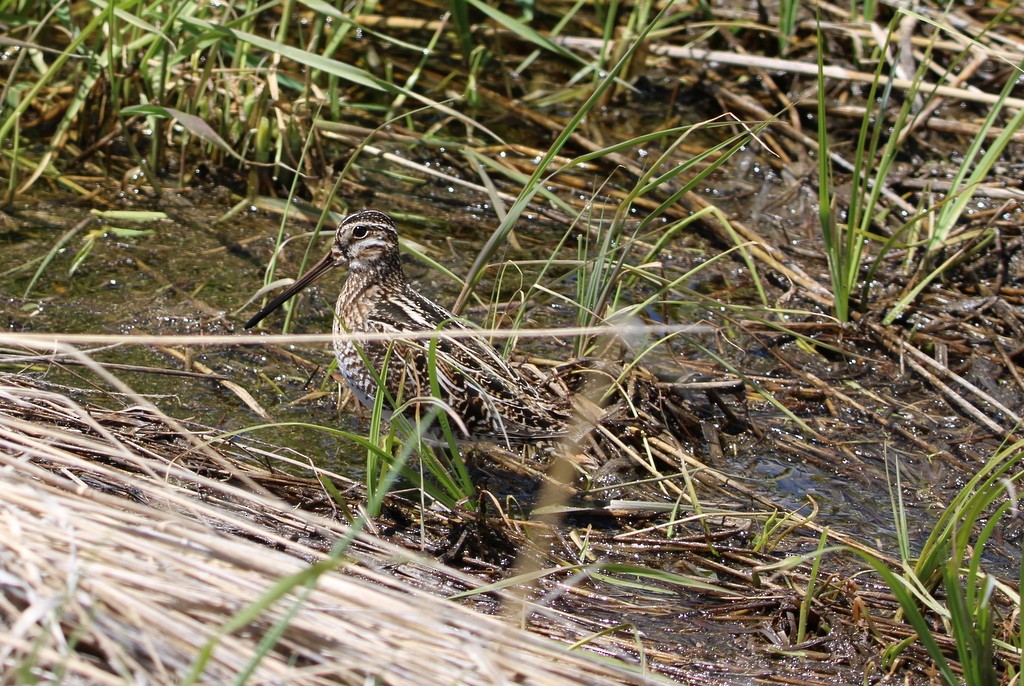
(245, 210, 569, 446)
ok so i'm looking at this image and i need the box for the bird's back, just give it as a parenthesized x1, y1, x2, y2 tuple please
(334, 275, 568, 445)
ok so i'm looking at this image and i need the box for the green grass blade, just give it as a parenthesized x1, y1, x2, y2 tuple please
(465, 0, 583, 65)
(453, 3, 673, 313)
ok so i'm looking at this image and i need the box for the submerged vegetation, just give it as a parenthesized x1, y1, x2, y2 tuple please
(2, 0, 1024, 684)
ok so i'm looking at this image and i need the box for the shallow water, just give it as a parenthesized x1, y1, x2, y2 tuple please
(0, 182, 979, 561)
(3, 145, 1018, 686)
(2, 11, 1020, 677)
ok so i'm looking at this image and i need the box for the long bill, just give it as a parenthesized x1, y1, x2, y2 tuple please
(244, 251, 338, 329)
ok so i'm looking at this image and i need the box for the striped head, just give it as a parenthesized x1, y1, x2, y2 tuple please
(332, 210, 402, 275)
(243, 209, 403, 329)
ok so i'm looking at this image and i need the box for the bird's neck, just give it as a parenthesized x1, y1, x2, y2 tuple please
(336, 259, 407, 329)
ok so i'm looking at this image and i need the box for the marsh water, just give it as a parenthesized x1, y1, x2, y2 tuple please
(4, 3, 1023, 682)
(3, 170, 1002, 683)
(0, 160, 980, 554)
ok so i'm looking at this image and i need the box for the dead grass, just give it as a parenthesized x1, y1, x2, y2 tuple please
(3, 335, 1005, 684)
(3, 1, 1024, 683)
(0, 369, 678, 685)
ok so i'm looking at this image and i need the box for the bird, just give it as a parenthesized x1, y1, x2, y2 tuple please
(244, 210, 570, 447)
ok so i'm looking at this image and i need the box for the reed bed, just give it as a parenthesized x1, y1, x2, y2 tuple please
(3, 332, 1017, 684)
(0, 369, 673, 685)
(3, 0, 1024, 683)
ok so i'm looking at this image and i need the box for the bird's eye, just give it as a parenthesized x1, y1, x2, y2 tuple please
(351, 225, 368, 239)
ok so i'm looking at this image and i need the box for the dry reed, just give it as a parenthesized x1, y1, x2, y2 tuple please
(0, 371, 665, 685)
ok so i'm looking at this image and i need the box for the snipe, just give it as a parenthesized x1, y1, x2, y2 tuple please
(245, 210, 570, 447)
